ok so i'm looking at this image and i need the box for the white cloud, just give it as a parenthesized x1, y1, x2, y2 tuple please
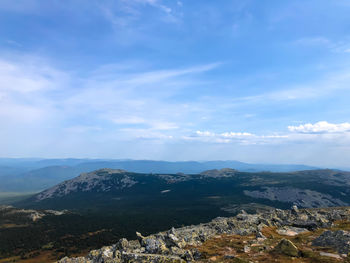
(188, 122, 350, 145)
(232, 69, 350, 104)
(288, 121, 350, 134)
(64, 125, 102, 133)
(1, 52, 349, 165)
(61, 62, 220, 136)
(151, 121, 179, 130)
(119, 128, 174, 140)
(293, 36, 350, 54)
(118, 63, 220, 85)
(112, 116, 146, 125)
(0, 57, 69, 123)
(0, 54, 222, 150)
(189, 130, 287, 145)
(130, 0, 172, 13)
(221, 132, 254, 138)
(100, 0, 179, 29)
(0, 58, 66, 93)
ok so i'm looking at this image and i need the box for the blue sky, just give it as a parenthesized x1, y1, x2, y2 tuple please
(1, 0, 350, 167)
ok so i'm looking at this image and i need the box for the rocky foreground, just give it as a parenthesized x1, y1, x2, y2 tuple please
(59, 206, 350, 263)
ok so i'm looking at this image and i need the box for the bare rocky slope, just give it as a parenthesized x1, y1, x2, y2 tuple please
(59, 206, 350, 263)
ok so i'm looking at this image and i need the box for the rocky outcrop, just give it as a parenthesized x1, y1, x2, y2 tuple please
(0, 205, 67, 222)
(58, 206, 350, 263)
(244, 187, 348, 208)
(312, 230, 350, 254)
(199, 168, 236, 178)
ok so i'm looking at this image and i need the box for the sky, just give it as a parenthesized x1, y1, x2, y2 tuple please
(1, 0, 350, 167)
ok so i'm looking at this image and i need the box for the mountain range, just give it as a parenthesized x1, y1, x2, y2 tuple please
(0, 158, 319, 192)
(20, 168, 350, 212)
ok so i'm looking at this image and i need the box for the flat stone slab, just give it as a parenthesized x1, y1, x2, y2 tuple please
(319, 252, 342, 259)
(277, 226, 309, 236)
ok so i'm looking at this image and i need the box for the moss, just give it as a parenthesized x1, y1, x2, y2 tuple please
(232, 258, 250, 263)
(42, 242, 54, 250)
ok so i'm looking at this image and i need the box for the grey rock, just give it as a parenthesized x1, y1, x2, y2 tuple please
(292, 205, 299, 214)
(313, 230, 350, 254)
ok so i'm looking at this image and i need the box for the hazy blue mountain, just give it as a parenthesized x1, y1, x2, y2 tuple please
(0, 166, 32, 177)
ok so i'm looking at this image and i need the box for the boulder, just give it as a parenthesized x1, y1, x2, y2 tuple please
(142, 236, 168, 254)
(275, 239, 299, 257)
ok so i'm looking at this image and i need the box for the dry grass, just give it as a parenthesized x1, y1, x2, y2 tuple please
(195, 220, 350, 263)
(0, 251, 54, 263)
(0, 223, 28, 229)
(0, 248, 90, 263)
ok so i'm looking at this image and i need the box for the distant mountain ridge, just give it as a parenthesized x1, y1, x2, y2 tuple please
(0, 158, 319, 192)
(0, 158, 319, 173)
(20, 168, 350, 212)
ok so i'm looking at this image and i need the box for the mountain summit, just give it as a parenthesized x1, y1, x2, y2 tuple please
(35, 169, 136, 201)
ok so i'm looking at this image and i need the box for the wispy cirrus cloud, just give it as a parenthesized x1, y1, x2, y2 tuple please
(133, 0, 172, 13)
(293, 36, 350, 53)
(0, 56, 70, 123)
(293, 36, 331, 46)
(229, 69, 350, 105)
(0, 54, 221, 145)
(100, 0, 180, 29)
